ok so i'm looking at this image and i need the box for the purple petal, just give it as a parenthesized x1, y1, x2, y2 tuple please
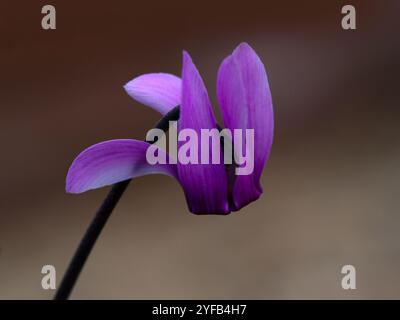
(178, 52, 229, 214)
(66, 139, 177, 193)
(124, 73, 182, 115)
(217, 43, 274, 210)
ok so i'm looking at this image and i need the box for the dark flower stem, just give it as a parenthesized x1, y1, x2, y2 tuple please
(54, 107, 180, 300)
(54, 180, 131, 300)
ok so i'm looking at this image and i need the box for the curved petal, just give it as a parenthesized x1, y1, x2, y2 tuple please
(66, 139, 177, 193)
(217, 43, 274, 210)
(124, 73, 182, 115)
(178, 52, 229, 214)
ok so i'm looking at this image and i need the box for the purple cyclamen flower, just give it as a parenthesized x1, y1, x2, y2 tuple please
(66, 43, 274, 214)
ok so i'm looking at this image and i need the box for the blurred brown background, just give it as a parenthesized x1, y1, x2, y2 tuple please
(0, 0, 399, 299)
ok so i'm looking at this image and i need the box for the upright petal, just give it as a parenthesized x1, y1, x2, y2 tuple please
(217, 43, 274, 210)
(66, 139, 177, 193)
(124, 73, 182, 115)
(178, 52, 229, 214)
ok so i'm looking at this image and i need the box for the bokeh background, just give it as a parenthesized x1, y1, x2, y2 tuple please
(1, 0, 399, 299)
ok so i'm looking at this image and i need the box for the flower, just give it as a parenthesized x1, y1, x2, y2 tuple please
(66, 43, 274, 214)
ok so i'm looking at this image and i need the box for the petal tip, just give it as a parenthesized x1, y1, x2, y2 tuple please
(65, 184, 80, 194)
(123, 78, 137, 97)
(65, 163, 85, 194)
(182, 51, 193, 66)
(237, 42, 252, 50)
(122, 81, 131, 92)
(233, 42, 259, 59)
(236, 42, 253, 51)
(123, 73, 182, 115)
